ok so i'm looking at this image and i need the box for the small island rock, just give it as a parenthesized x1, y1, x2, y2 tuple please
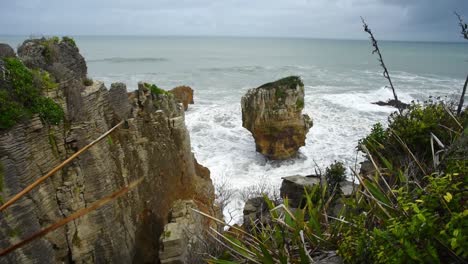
(241, 76, 313, 159)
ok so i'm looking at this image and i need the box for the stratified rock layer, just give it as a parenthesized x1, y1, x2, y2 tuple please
(241, 76, 313, 160)
(0, 39, 214, 264)
(169, 86, 194, 111)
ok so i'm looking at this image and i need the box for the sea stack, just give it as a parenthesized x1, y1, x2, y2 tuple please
(241, 76, 313, 160)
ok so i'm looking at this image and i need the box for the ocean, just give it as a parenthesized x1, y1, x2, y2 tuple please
(2, 36, 467, 221)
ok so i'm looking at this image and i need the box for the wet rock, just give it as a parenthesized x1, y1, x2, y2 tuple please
(373, 99, 409, 109)
(241, 76, 313, 160)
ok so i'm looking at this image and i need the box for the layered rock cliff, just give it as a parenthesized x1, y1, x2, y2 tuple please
(0, 39, 214, 263)
(241, 76, 313, 160)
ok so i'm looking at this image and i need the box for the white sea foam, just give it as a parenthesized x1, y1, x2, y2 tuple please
(92, 66, 464, 224)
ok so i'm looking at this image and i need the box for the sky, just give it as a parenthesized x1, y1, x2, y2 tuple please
(1, 0, 468, 42)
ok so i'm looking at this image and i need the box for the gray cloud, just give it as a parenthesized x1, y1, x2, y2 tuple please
(1, 0, 467, 41)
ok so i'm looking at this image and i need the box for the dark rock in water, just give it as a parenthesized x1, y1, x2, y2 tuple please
(241, 76, 313, 160)
(0, 43, 15, 59)
(373, 99, 409, 109)
(280, 175, 321, 208)
(243, 197, 271, 230)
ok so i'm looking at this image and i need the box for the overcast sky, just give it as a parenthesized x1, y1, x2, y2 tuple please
(1, 0, 468, 42)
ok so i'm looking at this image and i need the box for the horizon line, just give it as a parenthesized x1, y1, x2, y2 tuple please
(1, 34, 467, 44)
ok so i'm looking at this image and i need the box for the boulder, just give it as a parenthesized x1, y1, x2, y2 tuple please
(281, 175, 355, 209)
(169, 86, 194, 111)
(280, 175, 321, 208)
(241, 76, 313, 160)
(0, 43, 15, 59)
(243, 197, 271, 230)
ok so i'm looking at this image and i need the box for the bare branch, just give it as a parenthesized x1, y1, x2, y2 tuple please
(454, 11, 468, 40)
(361, 17, 402, 115)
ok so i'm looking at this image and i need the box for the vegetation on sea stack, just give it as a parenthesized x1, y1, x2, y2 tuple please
(0, 57, 64, 129)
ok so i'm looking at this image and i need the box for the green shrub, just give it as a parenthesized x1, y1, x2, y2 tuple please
(338, 171, 467, 263)
(0, 58, 64, 129)
(62, 36, 77, 48)
(4, 57, 39, 107)
(325, 161, 346, 195)
(359, 101, 468, 176)
(39, 37, 60, 63)
(34, 97, 64, 125)
(144, 82, 168, 96)
(83, 77, 93, 86)
(296, 98, 304, 109)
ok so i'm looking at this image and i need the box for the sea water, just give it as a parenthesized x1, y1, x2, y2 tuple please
(2, 36, 467, 222)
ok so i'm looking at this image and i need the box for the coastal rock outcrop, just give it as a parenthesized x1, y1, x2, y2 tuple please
(169, 86, 194, 111)
(241, 76, 313, 160)
(0, 44, 15, 59)
(0, 39, 215, 263)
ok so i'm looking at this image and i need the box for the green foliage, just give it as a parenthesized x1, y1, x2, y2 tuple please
(325, 161, 346, 195)
(0, 58, 64, 129)
(39, 37, 60, 63)
(295, 98, 304, 109)
(359, 101, 468, 175)
(338, 172, 467, 263)
(62, 36, 77, 48)
(32, 69, 58, 90)
(83, 77, 93, 86)
(358, 122, 387, 152)
(207, 185, 339, 263)
(144, 82, 168, 96)
(275, 88, 285, 99)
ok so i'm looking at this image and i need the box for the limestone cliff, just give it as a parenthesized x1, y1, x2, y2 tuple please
(241, 76, 313, 160)
(0, 39, 214, 263)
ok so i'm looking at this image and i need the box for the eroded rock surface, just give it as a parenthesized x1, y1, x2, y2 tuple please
(241, 76, 313, 160)
(169, 86, 194, 111)
(0, 44, 15, 59)
(0, 39, 215, 264)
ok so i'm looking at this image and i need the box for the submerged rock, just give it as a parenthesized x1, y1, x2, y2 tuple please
(241, 76, 313, 160)
(169, 86, 194, 111)
(373, 99, 409, 109)
(0, 43, 15, 59)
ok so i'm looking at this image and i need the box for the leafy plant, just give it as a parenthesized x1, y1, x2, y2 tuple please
(144, 82, 168, 96)
(83, 77, 93, 86)
(62, 36, 77, 48)
(0, 58, 64, 129)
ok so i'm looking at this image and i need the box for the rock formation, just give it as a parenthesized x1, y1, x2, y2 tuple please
(241, 76, 313, 160)
(0, 44, 15, 59)
(0, 39, 214, 263)
(169, 86, 194, 111)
